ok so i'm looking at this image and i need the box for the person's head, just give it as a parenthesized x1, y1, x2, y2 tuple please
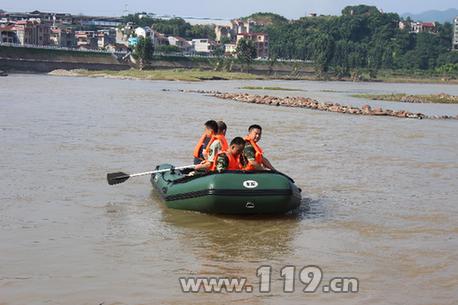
(204, 120, 218, 136)
(216, 121, 227, 135)
(228, 137, 245, 156)
(247, 124, 262, 142)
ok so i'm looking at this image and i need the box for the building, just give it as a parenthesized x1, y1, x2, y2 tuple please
(168, 36, 192, 52)
(230, 19, 255, 34)
(106, 43, 130, 53)
(134, 26, 153, 39)
(52, 13, 73, 25)
(453, 17, 458, 51)
(191, 38, 217, 54)
(50, 27, 75, 48)
(0, 24, 18, 43)
(224, 43, 237, 55)
(75, 30, 98, 49)
(152, 31, 169, 46)
(214, 25, 232, 43)
(116, 22, 135, 45)
(236, 32, 269, 58)
(1, 12, 28, 22)
(398, 21, 407, 30)
(128, 36, 139, 47)
(411, 22, 436, 34)
(72, 15, 122, 27)
(15, 20, 50, 45)
(0, 10, 122, 28)
(97, 29, 116, 48)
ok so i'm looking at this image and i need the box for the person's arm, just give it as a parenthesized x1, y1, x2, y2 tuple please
(207, 140, 222, 162)
(262, 156, 275, 171)
(248, 159, 265, 170)
(194, 160, 211, 171)
(244, 145, 265, 170)
(215, 154, 229, 173)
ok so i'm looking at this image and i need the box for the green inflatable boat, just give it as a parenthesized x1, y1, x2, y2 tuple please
(151, 164, 302, 214)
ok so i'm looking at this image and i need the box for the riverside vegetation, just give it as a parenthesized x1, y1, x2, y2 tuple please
(352, 93, 458, 104)
(122, 5, 458, 81)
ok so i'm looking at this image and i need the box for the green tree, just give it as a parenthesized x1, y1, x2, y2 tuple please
(189, 24, 216, 40)
(213, 46, 225, 57)
(236, 38, 257, 71)
(220, 36, 231, 45)
(311, 33, 334, 74)
(341, 5, 381, 16)
(155, 45, 180, 54)
(134, 37, 154, 70)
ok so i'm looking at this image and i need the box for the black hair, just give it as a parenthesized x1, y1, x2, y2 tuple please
(230, 137, 246, 146)
(217, 121, 227, 133)
(204, 120, 218, 134)
(248, 124, 262, 132)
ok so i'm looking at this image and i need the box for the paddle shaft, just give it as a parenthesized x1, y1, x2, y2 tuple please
(129, 165, 196, 178)
(107, 164, 196, 185)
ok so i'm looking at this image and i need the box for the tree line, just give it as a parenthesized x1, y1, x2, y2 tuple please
(124, 6, 458, 75)
(248, 6, 458, 75)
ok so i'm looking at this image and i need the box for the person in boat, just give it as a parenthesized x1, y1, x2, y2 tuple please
(210, 137, 246, 172)
(242, 124, 276, 171)
(194, 120, 229, 171)
(193, 120, 218, 165)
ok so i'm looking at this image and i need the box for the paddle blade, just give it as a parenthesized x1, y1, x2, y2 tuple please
(107, 172, 130, 185)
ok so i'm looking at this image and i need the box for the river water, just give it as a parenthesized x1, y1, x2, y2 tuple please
(1, 74, 457, 305)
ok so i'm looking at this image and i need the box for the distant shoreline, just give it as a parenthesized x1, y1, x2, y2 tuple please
(46, 68, 458, 85)
(352, 93, 458, 104)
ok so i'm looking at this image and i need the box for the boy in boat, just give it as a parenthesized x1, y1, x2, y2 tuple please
(211, 137, 245, 172)
(193, 120, 218, 165)
(241, 124, 276, 171)
(207, 121, 229, 162)
(194, 120, 229, 171)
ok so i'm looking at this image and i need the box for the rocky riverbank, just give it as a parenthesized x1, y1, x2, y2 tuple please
(185, 90, 458, 120)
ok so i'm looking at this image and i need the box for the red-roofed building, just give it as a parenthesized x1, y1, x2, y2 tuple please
(411, 22, 437, 33)
(0, 24, 18, 43)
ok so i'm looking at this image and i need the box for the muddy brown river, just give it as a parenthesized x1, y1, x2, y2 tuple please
(1, 74, 457, 305)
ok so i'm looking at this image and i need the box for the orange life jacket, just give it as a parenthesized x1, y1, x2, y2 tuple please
(193, 132, 211, 159)
(210, 151, 242, 171)
(243, 136, 263, 170)
(205, 134, 229, 156)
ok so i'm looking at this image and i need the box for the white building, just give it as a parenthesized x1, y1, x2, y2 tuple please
(224, 43, 237, 55)
(191, 38, 216, 54)
(168, 36, 192, 52)
(453, 17, 458, 51)
(134, 26, 153, 39)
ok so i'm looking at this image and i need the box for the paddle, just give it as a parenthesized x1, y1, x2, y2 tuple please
(107, 164, 195, 185)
